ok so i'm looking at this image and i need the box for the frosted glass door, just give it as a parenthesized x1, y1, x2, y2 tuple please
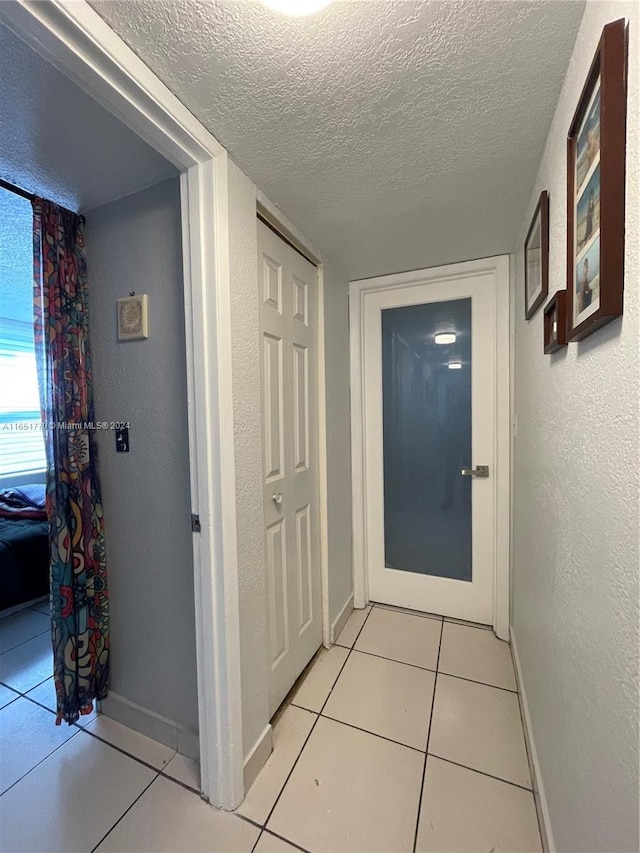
(382, 299, 472, 581)
(362, 268, 496, 625)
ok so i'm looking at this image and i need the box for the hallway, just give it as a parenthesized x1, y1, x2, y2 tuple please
(241, 604, 542, 852)
(1, 601, 542, 851)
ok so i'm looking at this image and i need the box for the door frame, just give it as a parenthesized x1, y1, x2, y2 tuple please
(349, 255, 511, 640)
(0, 0, 244, 808)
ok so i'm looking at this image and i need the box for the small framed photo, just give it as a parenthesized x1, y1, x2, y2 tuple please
(524, 190, 549, 320)
(117, 294, 149, 341)
(544, 291, 568, 354)
(567, 18, 628, 341)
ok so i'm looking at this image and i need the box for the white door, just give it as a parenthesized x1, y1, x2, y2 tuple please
(258, 220, 322, 716)
(361, 268, 497, 624)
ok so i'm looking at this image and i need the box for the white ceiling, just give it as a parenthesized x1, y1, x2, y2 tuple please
(90, 0, 585, 280)
(0, 21, 177, 212)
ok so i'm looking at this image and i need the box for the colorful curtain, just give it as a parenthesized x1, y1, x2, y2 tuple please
(32, 198, 109, 725)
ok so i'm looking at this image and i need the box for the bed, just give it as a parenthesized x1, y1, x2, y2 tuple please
(0, 485, 49, 612)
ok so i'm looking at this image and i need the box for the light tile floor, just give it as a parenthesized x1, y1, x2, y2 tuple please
(0, 602, 543, 852)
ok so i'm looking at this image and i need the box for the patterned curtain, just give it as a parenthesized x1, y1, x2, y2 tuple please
(32, 198, 109, 725)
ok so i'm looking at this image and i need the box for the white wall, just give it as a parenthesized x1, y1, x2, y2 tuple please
(227, 158, 353, 761)
(512, 4, 639, 851)
(86, 178, 199, 744)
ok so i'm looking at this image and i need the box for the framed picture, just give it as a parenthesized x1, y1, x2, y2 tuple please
(524, 190, 549, 320)
(117, 294, 149, 341)
(567, 18, 628, 341)
(544, 291, 568, 354)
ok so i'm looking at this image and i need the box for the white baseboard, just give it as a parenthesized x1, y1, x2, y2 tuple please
(243, 723, 273, 793)
(330, 594, 354, 644)
(510, 628, 556, 853)
(100, 691, 199, 761)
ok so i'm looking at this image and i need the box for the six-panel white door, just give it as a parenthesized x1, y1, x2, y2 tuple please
(258, 220, 322, 717)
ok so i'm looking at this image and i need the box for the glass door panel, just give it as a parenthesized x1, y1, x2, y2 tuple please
(382, 298, 472, 581)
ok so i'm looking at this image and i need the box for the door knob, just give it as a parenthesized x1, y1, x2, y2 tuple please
(272, 492, 283, 505)
(461, 465, 490, 478)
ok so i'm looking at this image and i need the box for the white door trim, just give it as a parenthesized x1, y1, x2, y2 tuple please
(0, 0, 244, 808)
(349, 255, 511, 639)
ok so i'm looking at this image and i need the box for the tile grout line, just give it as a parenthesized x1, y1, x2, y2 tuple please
(426, 752, 534, 793)
(332, 644, 518, 694)
(0, 627, 51, 657)
(80, 727, 177, 777)
(0, 724, 84, 798)
(89, 770, 162, 853)
(2, 669, 201, 810)
(14, 689, 186, 793)
(1, 672, 54, 697)
(317, 712, 425, 754)
(258, 605, 376, 835)
(249, 824, 311, 853)
(412, 616, 444, 853)
(371, 602, 444, 623)
(157, 764, 201, 796)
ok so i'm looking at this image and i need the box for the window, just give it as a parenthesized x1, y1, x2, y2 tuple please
(0, 188, 46, 481)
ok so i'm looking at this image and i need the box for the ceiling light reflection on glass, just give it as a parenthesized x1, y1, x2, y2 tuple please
(434, 333, 456, 345)
(448, 362, 463, 370)
(260, 0, 333, 15)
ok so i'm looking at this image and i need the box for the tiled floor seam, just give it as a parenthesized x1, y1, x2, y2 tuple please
(13, 691, 182, 786)
(319, 712, 426, 754)
(372, 603, 443, 622)
(427, 753, 534, 793)
(0, 725, 84, 798)
(260, 605, 375, 835)
(1, 672, 54, 696)
(0, 628, 50, 656)
(81, 728, 176, 776)
(412, 617, 444, 853)
(333, 644, 517, 693)
(250, 826, 311, 853)
(89, 771, 161, 852)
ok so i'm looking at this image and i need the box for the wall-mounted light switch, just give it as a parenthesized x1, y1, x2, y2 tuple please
(115, 426, 130, 452)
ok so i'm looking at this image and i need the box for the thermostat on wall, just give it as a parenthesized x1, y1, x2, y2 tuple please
(117, 294, 149, 341)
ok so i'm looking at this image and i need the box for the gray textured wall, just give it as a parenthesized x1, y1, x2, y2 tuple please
(228, 159, 270, 757)
(512, 4, 639, 850)
(322, 262, 353, 621)
(86, 177, 199, 736)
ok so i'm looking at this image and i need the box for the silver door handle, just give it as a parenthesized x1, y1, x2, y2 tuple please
(461, 465, 490, 478)
(272, 492, 283, 505)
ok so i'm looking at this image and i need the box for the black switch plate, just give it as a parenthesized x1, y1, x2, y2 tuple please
(115, 426, 130, 452)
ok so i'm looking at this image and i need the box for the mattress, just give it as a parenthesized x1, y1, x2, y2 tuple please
(0, 516, 49, 611)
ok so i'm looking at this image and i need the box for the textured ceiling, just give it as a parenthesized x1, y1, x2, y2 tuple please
(90, 0, 585, 279)
(0, 21, 177, 212)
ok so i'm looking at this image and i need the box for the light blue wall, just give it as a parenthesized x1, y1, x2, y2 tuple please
(86, 178, 199, 738)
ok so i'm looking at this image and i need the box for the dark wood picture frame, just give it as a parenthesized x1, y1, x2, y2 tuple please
(567, 18, 628, 341)
(524, 190, 549, 320)
(544, 291, 568, 354)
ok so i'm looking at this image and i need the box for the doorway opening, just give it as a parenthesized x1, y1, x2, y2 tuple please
(349, 256, 511, 637)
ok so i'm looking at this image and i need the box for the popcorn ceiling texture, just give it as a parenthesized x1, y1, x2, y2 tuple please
(90, 0, 584, 279)
(512, 4, 639, 850)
